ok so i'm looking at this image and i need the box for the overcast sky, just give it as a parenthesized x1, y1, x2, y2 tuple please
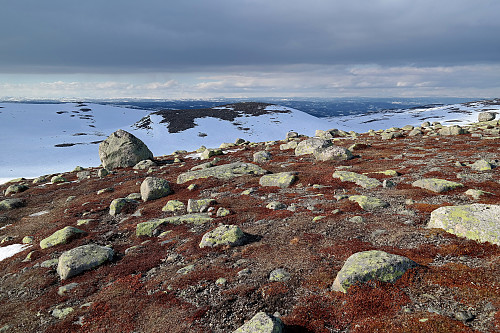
(1, 0, 499, 99)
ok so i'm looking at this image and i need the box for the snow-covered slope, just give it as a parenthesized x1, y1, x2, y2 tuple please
(0, 100, 498, 184)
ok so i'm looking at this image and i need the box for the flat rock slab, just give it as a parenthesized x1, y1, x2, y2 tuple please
(57, 244, 114, 280)
(199, 225, 245, 248)
(177, 162, 268, 184)
(332, 171, 381, 189)
(331, 250, 417, 293)
(428, 204, 500, 245)
(136, 214, 214, 236)
(259, 172, 297, 188)
(40, 226, 86, 249)
(233, 312, 284, 333)
(348, 195, 389, 211)
(412, 178, 463, 193)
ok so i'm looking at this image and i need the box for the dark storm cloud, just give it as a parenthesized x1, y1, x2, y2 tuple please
(1, 0, 499, 73)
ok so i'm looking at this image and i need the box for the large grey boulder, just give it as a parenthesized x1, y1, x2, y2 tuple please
(478, 111, 496, 122)
(428, 204, 500, 245)
(253, 151, 272, 163)
(4, 184, 28, 196)
(233, 312, 284, 333)
(295, 138, 331, 156)
(313, 145, 353, 161)
(177, 162, 268, 184)
(412, 178, 463, 193)
(140, 177, 172, 201)
(199, 225, 245, 248)
(98, 129, 153, 170)
(259, 172, 297, 188)
(438, 125, 467, 136)
(40, 226, 86, 249)
(136, 214, 214, 236)
(331, 250, 417, 293)
(57, 244, 114, 280)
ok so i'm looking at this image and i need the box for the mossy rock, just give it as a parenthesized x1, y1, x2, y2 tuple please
(109, 198, 137, 216)
(199, 225, 245, 248)
(412, 178, 463, 193)
(162, 200, 186, 213)
(331, 250, 417, 293)
(40, 226, 86, 249)
(51, 175, 67, 184)
(294, 138, 331, 156)
(428, 204, 500, 245)
(0, 198, 25, 210)
(470, 159, 493, 171)
(4, 184, 29, 196)
(332, 171, 381, 189)
(187, 198, 216, 213)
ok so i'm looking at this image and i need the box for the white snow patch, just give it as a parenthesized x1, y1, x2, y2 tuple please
(0, 244, 31, 261)
(29, 210, 50, 217)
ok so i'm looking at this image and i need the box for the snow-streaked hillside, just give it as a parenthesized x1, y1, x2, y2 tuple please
(0, 100, 499, 184)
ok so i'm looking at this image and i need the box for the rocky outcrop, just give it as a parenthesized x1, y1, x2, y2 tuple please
(98, 129, 153, 169)
(177, 162, 268, 184)
(140, 177, 172, 201)
(331, 250, 417, 293)
(199, 225, 245, 248)
(233, 312, 283, 333)
(428, 204, 500, 245)
(294, 138, 331, 156)
(57, 244, 114, 280)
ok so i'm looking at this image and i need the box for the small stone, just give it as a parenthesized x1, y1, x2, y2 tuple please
(97, 188, 114, 195)
(253, 151, 272, 163)
(266, 201, 287, 210)
(187, 184, 198, 191)
(348, 195, 389, 211)
(162, 200, 186, 213)
(216, 207, 231, 217)
(259, 172, 297, 188)
(22, 236, 34, 244)
(215, 277, 227, 286)
(133, 159, 156, 170)
(269, 268, 291, 282)
(382, 179, 396, 188)
(312, 216, 326, 222)
(470, 159, 493, 171)
(97, 168, 109, 178)
(51, 307, 74, 319)
(465, 189, 492, 199)
(412, 178, 463, 193)
(187, 198, 216, 213)
(140, 177, 173, 201)
(349, 216, 365, 223)
(58, 283, 79, 296)
(176, 264, 195, 275)
(40, 226, 86, 249)
(109, 198, 137, 216)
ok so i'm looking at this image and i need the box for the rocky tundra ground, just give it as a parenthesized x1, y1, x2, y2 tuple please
(0, 115, 499, 332)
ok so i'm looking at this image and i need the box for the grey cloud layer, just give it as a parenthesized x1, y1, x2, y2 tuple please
(1, 0, 499, 73)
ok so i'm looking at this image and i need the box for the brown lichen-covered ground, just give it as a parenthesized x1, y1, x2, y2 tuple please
(0, 124, 499, 332)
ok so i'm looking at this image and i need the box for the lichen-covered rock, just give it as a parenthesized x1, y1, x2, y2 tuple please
(253, 151, 272, 163)
(348, 195, 389, 211)
(331, 250, 417, 293)
(109, 198, 137, 216)
(266, 201, 287, 210)
(51, 175, 67, 184)
(98, 129, 153, 170)
(57, 244, 114, 280)
(438, 125, 467, 136)
(0, 198, 25, 210)
(295, 138, 331, 156)
(200, 148, 223, 160)
(332, 171, 381, 189)
(177, 162, 268, 184)
(279, 141, 299, 150)
(259, 172, 297, 188)
(233, 312, 284, 333)
(40, 226, 86, 249)
(187, 198, 216, 213)
(286, 131, 299, 139)
(216, 207, 231, 217)
(199, 225, 245, 248)
(428, 204, 500, 245)
(478, 111, 496, 122)
(133, 159, 157, 170)
(4, 184, 28, 196)
(140, 177, 172, 201)
(412, 178, 463, 193)
(313, 145, 353, 161)
(470, 159, 493, 171)
(269, 268, 291, 282)
(136, 214, 214, 236)
(464, 189, 492, 199)
(162, 200, 186, 213)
